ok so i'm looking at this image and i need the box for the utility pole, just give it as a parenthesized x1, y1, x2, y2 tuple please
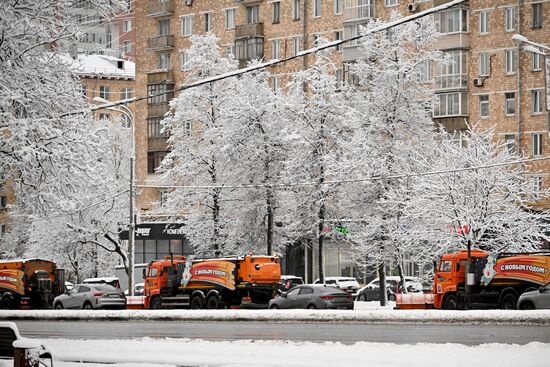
(128, 156, 135, 296)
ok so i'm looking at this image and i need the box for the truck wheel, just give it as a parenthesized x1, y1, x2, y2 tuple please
(1, 294, 13, 309)
(500, 294, 517, 310)
(190, 295, 204, 309)
(206, 295, 220, 309)
(358, 293, 366, 302)
(442, 295, 458, 310)
(150, 297, 162, 310)
(519, 301, 535, 310)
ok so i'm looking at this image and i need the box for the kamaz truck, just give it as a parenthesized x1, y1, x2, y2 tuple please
(143, 255, 281, 309)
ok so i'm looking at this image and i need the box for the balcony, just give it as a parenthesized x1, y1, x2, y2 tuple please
(147, 0, 175, 17)
(234, 0, 264, 4)
(343, 0, 374, 22)
(147, 35, 175, 51)
(434, 74, 468, 90)
(434, 33, 469, 51)
(235, 23, 264, 39)
(148, 103, 171, 119)
(147, 70, 175, 85)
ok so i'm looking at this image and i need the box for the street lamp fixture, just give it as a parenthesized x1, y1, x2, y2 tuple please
(93, 96, 136, 296)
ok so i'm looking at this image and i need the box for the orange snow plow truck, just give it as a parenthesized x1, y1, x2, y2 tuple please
(0, 259, 65, 309)
(433, 250, 550, 310)
(143, 255, 281, 309)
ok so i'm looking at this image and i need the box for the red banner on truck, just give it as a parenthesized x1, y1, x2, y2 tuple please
(494, 255, 550, 285)
(0, 269, 24, 295)
(185, 260, 236, 290)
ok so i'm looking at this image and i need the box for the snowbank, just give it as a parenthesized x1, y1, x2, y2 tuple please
(1, 302, 549, 325)
(43, 338, 550, 367)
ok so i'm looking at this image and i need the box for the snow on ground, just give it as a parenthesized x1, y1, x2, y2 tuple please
(1, 302, 550, 325)
(35, 338, 550, 367)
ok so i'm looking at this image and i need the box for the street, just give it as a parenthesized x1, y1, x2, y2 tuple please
(13, 320, 550, 345)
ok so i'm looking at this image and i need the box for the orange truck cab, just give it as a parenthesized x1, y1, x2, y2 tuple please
(433, 250, 550, 310)
(144, 255, 280, 309)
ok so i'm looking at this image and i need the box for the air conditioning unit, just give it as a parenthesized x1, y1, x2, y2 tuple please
(473, 78, 484, 87)
(407, 2, 418, 12)
(185, 0, 193, 5)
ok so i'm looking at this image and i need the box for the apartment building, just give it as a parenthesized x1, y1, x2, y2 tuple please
(132, 0, 549, 279)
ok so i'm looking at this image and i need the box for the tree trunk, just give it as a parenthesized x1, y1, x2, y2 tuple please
(318, 201, 325, 284)
(378, 262, 387, 306)
(266, 187, 274, 256)
(397, 262, 408, 294)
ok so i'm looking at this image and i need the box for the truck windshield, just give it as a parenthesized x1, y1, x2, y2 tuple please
(148, 267, 158, 277)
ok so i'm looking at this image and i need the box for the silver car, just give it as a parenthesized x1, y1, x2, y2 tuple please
(53, 284, 126, 310)
(517, 282, 550, 310)
(269, 285, 354, 310)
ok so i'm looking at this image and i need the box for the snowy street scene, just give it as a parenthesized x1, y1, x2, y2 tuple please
(1, 0, 550, 366)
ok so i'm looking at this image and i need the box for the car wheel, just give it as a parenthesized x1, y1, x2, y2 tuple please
(500, 294, 517, 310)
(190, 295, 204, 309)
(269, 304, 279, 310)
(150, 297, 162, 310)
(442, 294, 458, 310)
(54, 302, 64, 310)
(82, 302, 93, 310)
(358, 293, 366, 302)
(519, 301, 535, 310)
(307, 304, 316, 309)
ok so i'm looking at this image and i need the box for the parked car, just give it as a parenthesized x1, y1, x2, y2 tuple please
(313, 277, 360, 296)
(82, 277, 121, 289)
(269, 285, 354, 310)
(53, 284, 126, 310)
(356, 276, 422, 302)
(64, 282, 74, 291)
(124, 283, 145, 296)
(278, 275, 304, 293)
(517, 282, 550, 309)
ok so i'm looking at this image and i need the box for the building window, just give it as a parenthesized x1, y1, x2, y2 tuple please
(181, 15, 193, 36)
(336, 68, 343, 89)
(0, 224, 5, 239)
(532, 2, 543, 29)
(147, 151, 168, 174)
(504, 134, 516, 154)
(313, 0, 322, 17)
(418, 59, 432, 84)
(312, 33, 320, 47)
(99, 86, 109, 100)
(235, 37, 264, 61)
(98, 113, 110, 121)
(123, 19, 132, 33)
(479, 95, 489, 118)
(293, 0, 301, 21)
(505, 49, 517, 74)
(120, 87, 133, 100)
(505, 92, 516, 115)
(271, 76, 279, 92)
(533, 133, 543, 156)
(434, 50, 468, 89)
(148, 84, 171, 104)
(225, 9, 235, 30)
(334, 0, 343, 15)
(334, 30, 343, 52)
(435, 8, 469, 34)
(272, 1, 280, 23)
(203, 12, 212, 32)
(159, 19, 170, 36)
(293, 36, 303, 56)
(180, 51, 191, 71)
(532, 176, 544, 199)
(122, 41, 131, 54)
(271, 39, 281, 60)
(479, 11, 489, 34)
(532, 90, 543, 114)
(148, 118, 165, 138)
(504, 7, 516, 32)
(533, 53, 542, 71)
(80, 85, 87, 97)
(479, 52, 489, 76)
(433, 92, 467, 117)
(226, 44, 235, 58)
(159, 52, 170, 69)
(0, 196, 7, 209)
(247, 5, 259, 24)
(385, 0, 399, 6)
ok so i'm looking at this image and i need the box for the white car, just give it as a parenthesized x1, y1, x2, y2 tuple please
(356, 276, 422, 302)
(313, 277, 360, 295)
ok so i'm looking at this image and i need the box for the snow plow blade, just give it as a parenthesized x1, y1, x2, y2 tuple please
(126, 296, 145, 309)
(395, 292, 434, 310)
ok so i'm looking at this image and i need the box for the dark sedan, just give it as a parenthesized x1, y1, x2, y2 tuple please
(269, 285, 354, 310)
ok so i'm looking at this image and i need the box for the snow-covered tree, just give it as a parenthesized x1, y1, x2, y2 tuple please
(397, 123, 550, 260)
(282, 46, 352, 282)
(160, 35, 239, 257)
(343, 14, 442, 304)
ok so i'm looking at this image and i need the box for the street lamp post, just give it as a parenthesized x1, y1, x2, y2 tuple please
(93, 97, 136, 296)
